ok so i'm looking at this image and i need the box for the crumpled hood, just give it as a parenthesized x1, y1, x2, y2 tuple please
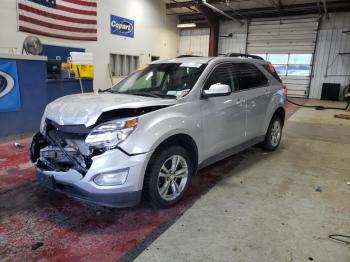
(43, 93, 176, 127)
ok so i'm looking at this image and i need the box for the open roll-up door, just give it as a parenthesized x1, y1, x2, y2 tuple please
(247, 15, 320, 97)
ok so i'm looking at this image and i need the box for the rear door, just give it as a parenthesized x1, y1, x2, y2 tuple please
(200, 63, 246, 160)
(236, 63, 270, 139)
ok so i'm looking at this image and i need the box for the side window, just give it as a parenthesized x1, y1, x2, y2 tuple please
(237, 64, 268, 91)
(204, 64, 236, 92)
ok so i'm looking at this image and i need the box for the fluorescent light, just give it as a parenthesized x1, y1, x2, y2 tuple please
(177, 23, 196, 28)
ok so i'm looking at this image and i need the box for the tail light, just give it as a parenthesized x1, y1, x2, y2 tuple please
(283, 86, 288, 96)
(268, 63, 276, 73)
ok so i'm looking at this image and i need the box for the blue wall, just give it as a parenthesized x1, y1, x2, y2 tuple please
(0, 58, 93, 137)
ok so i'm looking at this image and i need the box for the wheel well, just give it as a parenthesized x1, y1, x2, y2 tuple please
(142, 134, 199, 193)
(151, 134, 198, 170)
(273, 107, 286, 126)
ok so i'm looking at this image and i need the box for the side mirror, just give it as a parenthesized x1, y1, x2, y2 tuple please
(202, 83, 231, 98)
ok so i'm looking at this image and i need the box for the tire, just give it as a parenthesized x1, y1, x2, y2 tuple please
(144, 145, 194, 208)
(262, 115, 283, 151)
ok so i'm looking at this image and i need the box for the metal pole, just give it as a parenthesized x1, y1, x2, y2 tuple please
(77, 67, 84, 94)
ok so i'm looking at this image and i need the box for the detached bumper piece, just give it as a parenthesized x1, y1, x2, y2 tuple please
(36, 170, 142, 208)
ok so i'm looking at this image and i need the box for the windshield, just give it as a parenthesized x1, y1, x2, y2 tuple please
(110, 63, 207, 99)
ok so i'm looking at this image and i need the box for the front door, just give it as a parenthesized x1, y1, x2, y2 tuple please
(200, 63, 246, 160)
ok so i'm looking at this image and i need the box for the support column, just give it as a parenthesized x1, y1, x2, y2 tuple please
(196, 4, 219, 56)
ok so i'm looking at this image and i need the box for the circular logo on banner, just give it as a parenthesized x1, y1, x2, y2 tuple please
(0, 71, 14, 98)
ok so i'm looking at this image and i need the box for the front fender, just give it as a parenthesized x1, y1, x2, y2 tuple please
(118, 104, 202, 157)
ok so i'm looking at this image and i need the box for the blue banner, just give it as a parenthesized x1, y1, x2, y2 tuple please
(0, 61, 21, 112)
(110, 15, 135, 38)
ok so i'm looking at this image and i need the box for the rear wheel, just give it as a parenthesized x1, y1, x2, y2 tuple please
(144, 145, 193, 208)
(262, 116, 283, 151)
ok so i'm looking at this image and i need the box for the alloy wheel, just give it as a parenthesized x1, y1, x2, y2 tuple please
(270, 120, 281, 147)
(157, 155, 189, 201)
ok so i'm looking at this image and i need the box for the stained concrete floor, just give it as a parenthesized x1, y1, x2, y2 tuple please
(1, 100, 349, 261)
(0, 101, 303, 261)
(136, 101, 350, 262)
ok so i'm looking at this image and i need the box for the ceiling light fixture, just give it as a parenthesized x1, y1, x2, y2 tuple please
(177, 23, 196, 28)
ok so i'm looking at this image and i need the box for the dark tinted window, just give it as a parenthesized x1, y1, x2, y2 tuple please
(204, 63, 236, 92)
(237, 64, 268, 90)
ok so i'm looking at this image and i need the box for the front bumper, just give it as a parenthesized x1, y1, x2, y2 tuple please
(36, 148, 151, 208)
(37, 170, 142, 207)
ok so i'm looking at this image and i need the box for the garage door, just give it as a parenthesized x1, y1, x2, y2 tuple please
(247, 15, 319, 97)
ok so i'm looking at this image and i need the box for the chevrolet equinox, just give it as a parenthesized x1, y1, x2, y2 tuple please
(30, 54, 286, 208)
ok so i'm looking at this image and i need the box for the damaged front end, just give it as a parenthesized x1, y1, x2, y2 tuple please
(29, 97, 175, 207)
(30, 120, 95, 175)
(31, 105, 169, 175)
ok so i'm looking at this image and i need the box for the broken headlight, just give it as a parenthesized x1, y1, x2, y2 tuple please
(85, 118, 138, 149)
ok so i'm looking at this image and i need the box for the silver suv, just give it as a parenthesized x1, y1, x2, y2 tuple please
(30, 54, 286, 208)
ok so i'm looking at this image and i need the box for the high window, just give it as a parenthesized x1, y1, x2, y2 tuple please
(110, 54, 140, 77)
(252, 54, 312, 76)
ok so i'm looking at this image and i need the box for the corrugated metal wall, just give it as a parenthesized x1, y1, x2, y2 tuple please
(179, 20, 246, 57)
(218, 20, 247, 55)
(178, 28, 210, 56)
(310, 13, 350, 99)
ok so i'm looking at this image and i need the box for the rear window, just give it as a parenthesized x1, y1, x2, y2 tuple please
(263, 64, 282, 83)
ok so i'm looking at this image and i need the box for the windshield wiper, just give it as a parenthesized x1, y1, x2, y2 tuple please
(128, 92, 162, 98)
(98, 88, 112, 93)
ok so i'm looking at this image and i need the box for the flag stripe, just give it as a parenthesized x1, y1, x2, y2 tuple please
(56, 4, 97, 16)
(61, 0, 97, 7)
(57, 0, 96, 12)
(18, 9, 97, 29)
(19, 21, 97, 37)
(19, 26, 97, 41)
(18, 3, 97, 24)
(19, 15, 97, 33)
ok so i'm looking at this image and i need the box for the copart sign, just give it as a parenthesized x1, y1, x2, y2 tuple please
(110, 15, 135, 38)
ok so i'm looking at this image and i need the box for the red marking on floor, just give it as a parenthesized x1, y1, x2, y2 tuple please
(286, 97, 307, 119)
(0, 139, 34, 193)
(0, 102, 301, 261)
(0, 138, 31, 171)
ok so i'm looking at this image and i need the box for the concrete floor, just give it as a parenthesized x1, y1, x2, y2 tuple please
(136, 101, 350, 262)
(0, 100, 349, 261)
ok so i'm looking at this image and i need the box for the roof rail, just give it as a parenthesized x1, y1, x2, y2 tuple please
(224, 53, 264, 60)
(176, 55, 203, 58)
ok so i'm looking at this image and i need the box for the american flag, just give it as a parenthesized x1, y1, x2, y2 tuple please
(17, 0, 97, 41)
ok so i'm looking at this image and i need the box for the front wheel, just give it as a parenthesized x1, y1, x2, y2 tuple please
(144, 146, 194, 208)
(262, 116, 283, 151)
